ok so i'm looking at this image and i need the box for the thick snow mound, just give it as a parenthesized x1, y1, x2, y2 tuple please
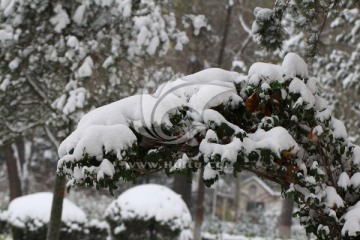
(244, 127, 300, 157)
(105, 184, 192, 230)
(248, 62, 284, 82)
(182, 68, 240, 83)
(7, 192, 87, 228)
(282, 52, 309, 79)
(342, 202, 360, 237)
(248, 53, 309, 83)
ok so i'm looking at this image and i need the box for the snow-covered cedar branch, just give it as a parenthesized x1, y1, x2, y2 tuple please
(251, 0, 346, 58)
(58, 53, 360, 239)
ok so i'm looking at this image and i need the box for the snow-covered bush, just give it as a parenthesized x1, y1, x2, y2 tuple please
(58, 52, 360, 239)
(6, 192, 86, 240)
(104, 184, 192, 240)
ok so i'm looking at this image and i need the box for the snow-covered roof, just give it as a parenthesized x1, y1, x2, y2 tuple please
(7, 192, 87, 228)
(105, 184, 192, 230)
(241, 176, 281, 197)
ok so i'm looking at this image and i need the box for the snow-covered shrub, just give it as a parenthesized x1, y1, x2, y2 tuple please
(83, 219, 109, 240)
(7, 192, 87, 240)
(105, 184, 192, 240)
(58, 52, 360, 239)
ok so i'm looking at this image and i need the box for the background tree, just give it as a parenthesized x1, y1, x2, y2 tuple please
(0, 0, 189, 239)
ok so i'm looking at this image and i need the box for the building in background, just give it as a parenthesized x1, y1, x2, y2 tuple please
(238, 176, 281, 215)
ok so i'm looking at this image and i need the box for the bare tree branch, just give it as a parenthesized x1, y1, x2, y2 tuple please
(44, 126, 60, 149)
(25, 75, 52, 106)
(239, 15, 254, 39)
(2, 116, 44, 134)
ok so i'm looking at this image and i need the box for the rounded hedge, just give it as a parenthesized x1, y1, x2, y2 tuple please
(7, 192, 87, 240)
(105, 184, 192, 240)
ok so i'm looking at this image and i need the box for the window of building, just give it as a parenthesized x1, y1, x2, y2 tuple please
(246, 201, 265, 212)
(249, 185, 257, 196)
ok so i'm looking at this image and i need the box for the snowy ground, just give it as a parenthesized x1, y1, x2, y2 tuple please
(202, 232, 315, 240)
(0, 234, 306, 240)
(203, 232, 269, 240)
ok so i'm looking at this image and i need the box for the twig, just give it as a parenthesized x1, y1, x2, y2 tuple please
(318, 140, 339, 192)
(238, 15, 253, 38)
(2, 116, 44, 133)
(26, 75, 51, 105)
(44, 126, 60, 148)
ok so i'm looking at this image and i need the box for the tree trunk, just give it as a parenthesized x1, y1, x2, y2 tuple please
(217, 3, 233, 68)
(15, 137, 31, 194)
(46, 124, 67, 240)
(193, 169, 205, 240)
(5, 144, 22, 201)
(278, 197, 294, 239)
(46, 175, 66, 240)
(233, 175, 241, 222)
(15, 137, 25, 170)
(211, 182, 217, 219)
(173, 173, 192, 210)
(222, 197, 228, 221)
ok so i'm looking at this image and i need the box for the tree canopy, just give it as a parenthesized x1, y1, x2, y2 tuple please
(57, 52, 360, 239)
(0, 0, 187, 146)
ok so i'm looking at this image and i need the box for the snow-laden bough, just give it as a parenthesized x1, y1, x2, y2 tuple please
(58, 53, 360, 239)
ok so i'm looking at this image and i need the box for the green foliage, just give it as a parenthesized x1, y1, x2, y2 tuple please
(252, 6, 285, 51)
(1, 217, 109, 240)
(252, 0, 353, 58)
(0, 220, 8, 236)
(9, 221, 85, 240)
(83, 220, 109, 240)
(106, 217, 180, 240)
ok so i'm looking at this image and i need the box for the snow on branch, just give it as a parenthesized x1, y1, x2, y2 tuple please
(239, 15, 253, 38)
(57, 53, 360, 239)
(2, 116, 44, 134)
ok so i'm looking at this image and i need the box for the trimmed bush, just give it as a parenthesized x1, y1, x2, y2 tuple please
(7, 192, 87, 240)
(105, 184, 192, 240)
